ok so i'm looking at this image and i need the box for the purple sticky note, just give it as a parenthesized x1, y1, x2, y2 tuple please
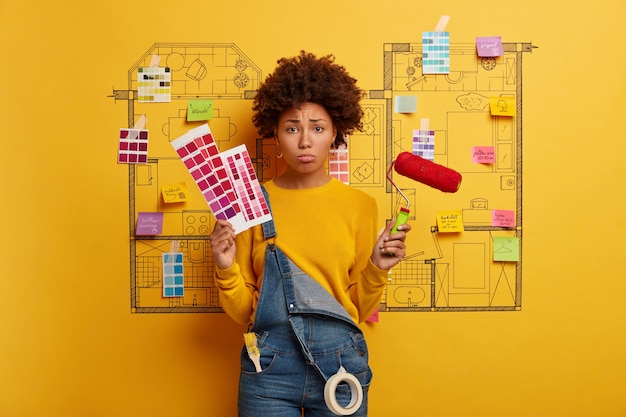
(476, 36, 504, 57)
(136, 212, 164, 235)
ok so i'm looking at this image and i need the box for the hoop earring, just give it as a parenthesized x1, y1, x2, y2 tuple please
(275, 141, 283, 159)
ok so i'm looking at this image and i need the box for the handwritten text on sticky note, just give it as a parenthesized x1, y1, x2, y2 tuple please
(136, 212, 164, 235)
(476, 36, 503, 57)
(472, 146, 495, 164)
(492, 210, 515, 228)
(162, 182, 188, 203)
(436, 210, 464, 233)
(187, 99, 213, 121)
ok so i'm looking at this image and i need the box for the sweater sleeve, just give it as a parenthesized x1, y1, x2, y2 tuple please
(214, 229, 258, 325)
(349, 199, 389, 322)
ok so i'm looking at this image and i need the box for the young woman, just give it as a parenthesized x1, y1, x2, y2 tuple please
(209, 51, 410, 417)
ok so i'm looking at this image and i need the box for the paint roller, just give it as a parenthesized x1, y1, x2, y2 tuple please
(387, 151, 462, 233)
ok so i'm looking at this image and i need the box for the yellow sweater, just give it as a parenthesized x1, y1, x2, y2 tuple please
(215, 178, 388, 325)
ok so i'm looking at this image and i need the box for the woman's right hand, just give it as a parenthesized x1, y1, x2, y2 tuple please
(209, 219, 237, 269)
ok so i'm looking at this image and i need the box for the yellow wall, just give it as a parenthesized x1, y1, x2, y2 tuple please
(1, 0, 625, 416)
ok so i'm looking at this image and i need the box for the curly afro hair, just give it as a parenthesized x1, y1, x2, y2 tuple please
(252, 51, 365, 145)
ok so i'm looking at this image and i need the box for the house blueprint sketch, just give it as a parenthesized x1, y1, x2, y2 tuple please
(110, 41, 535, 313)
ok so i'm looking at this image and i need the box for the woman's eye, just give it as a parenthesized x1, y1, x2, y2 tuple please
(287, 127, 298, 133)
(314, 126, 324, 132)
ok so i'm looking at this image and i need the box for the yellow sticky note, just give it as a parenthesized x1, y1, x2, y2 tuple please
(161, 182, 188, 203)
(187, 99, 213, 121)
(436, 210, 464, 232)
(489, 96, 516, 116)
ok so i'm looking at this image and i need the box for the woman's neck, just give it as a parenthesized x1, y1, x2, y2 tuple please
(273, 171, 332, 189)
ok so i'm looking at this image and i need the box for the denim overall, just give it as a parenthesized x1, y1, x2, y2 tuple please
(237, 189, 372, 417)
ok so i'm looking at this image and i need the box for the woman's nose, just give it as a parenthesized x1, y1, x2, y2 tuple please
(299, 131, 312, 148)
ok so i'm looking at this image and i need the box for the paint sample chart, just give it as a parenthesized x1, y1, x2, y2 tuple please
(171, 124, 271, 234)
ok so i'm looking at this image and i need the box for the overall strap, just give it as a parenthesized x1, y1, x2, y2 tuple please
(260, 185, 276, 242)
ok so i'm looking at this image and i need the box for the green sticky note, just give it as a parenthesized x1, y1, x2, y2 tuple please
(394, 95, 417, 113)
(187, 100, 213, 121)
(493, 236, 519, 262)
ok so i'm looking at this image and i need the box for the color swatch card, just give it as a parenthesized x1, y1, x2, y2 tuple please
(118, 128, 149, 164)
(137, 67, 171, 103)
(162, 252, 184, 297)
(412, 129, 435, 161)
(422, 31, 450, 74)
(329, 149, 349, 184)
(220, 144, 272, 230)
(171, 124, 271, 233)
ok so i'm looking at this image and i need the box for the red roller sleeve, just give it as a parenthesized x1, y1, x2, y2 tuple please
(394, 152, 462, 193)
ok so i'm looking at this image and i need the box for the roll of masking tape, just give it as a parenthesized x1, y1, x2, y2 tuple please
(324, 366, 363, 416)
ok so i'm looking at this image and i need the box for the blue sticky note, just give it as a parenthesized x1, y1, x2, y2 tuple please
(394, 95, 417, 113)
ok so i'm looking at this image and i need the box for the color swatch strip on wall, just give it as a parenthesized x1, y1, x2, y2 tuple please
(137, 67, 171, 103)
(422, 31, 450, 74)
(412, 129, 435, 161)
(171, 124, 271, 233)
(162, 252, 184, 297)
(118, 128, 149, 164)
(329, 149, 349, 184)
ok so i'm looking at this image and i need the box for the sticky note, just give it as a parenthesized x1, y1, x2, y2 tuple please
(366, 308, 379, 323)
(187, 99, 213, 121)
(162, 182, 188, 203)
(472, 146, 495, 164)
(436, 210, 464, 233)
(476, 36, 504, 57)
(493, 236, 519, 262)
(394, 95, 417, 113)
(136, 212, 164, 235)
(492, 210, 516, 228)
(490, 96, 516, 116)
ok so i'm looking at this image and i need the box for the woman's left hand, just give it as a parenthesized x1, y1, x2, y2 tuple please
(370, 219, 411, 270)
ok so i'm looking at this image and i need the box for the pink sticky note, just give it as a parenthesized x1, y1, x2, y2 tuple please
(472, 146, 495, 164)
(476, 36, 504, 57)
(136, 212, 164, 235)
(492, 210, 515, 228)
(366, 308, 379, 323)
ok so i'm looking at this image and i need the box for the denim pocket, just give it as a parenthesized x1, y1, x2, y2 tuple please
(240, 344, 279, 374)
(337, 336, 372, 388)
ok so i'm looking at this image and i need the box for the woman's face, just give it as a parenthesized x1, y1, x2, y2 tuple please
(275, 102, 337, 180)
